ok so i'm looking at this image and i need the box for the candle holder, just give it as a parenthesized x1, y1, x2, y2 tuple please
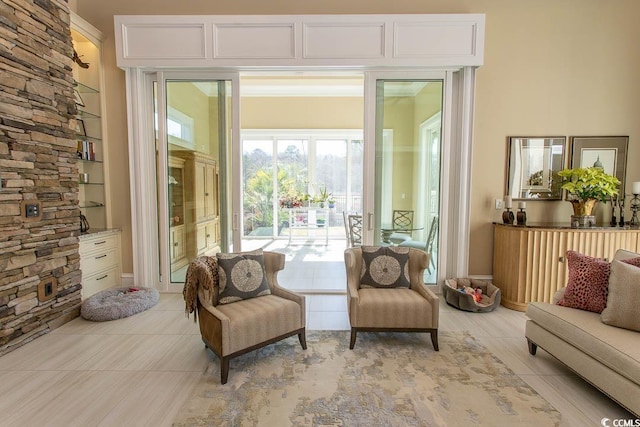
(609, 196, 617, 227)
(516, 208, 527, 226)
(630, 193, 640, 227)
(502, 208, 515, 225)
(618, 196, 625, 227)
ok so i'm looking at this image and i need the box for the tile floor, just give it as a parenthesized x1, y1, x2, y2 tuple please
(243, 238, 437, 292)
(0, 293, 634, 427)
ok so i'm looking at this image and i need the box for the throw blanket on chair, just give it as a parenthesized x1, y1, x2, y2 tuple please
(183, 256, 219, 322)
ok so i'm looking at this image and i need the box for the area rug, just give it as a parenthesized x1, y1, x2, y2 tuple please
(173, 331, 562, 426)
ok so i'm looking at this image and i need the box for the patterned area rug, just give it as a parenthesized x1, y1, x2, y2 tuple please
(173, 331, 561, 426)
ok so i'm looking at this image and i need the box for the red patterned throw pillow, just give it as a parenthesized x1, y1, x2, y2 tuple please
(557, 250, 610, 313)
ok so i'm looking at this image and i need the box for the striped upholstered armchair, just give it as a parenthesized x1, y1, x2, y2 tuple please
(344, 246, 439, 350)
(184, 250, 306, 384)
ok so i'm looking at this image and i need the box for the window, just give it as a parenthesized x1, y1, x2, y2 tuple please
(242, 130, 363, 238)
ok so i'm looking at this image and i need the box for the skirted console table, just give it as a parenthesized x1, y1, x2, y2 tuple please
(493, 223, 640, 311)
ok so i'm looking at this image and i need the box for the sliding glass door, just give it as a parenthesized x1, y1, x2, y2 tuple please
(154, 74, 235, 286)
(366, 75, 444, 284)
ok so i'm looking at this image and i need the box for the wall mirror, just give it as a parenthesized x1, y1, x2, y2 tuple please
(506, 136, 566, 200)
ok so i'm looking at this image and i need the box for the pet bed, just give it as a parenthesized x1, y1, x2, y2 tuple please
(442, 278, 501, 312)
(81, 286, 159, 321)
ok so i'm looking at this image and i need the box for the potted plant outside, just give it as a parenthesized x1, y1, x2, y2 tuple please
(558, 167, 620, 226)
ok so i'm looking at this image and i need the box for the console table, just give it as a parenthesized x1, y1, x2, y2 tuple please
(287, 207, 329, 244)
(493, 223, 640, 311)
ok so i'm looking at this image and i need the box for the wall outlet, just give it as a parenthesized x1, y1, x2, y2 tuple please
(495, 198, 504, 210)
(37, 277, 57, 302)
(20, 200, 42, 221)
(25, 203, 40, 217)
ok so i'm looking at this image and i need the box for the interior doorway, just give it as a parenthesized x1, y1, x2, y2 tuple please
(239, 74, 365, 292)
(237, 73, 444, 291)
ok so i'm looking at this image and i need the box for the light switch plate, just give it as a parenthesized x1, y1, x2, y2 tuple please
(21, 200, 42, 221)
(495, 199, 504, 210)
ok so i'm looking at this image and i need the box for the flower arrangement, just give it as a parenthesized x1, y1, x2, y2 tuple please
(279, 185, 334, 208)
(558, 167, 620, 202)
(558, 167, 620, 217)
(279, 195, 304, 208)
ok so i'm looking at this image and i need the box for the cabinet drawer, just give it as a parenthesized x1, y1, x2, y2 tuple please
(82, 266, 119, 299)
(80, 248, 118, 275)
(79, 233, 118, 255)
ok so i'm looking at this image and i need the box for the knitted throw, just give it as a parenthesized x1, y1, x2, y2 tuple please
(182, 256, 219, 322)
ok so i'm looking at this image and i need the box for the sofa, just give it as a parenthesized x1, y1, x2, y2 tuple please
(525, 249, 640, 417)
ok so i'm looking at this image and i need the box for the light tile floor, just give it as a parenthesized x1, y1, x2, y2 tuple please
(0, 293, 635, 426)
(243, 238, 437, 292)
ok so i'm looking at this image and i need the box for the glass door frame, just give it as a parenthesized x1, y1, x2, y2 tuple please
(126, 66, 474, 291)
(363, 70, 452, 287)
(147, 71, 240, 292)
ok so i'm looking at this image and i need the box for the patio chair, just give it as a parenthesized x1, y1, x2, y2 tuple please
(400, 216, 438, 273)
(346, 214, 363, 247)
(388, 210, 414, 244)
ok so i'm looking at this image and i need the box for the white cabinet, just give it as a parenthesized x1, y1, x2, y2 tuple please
(173, 151, 221, 259)
(170, 225, 187, 269)
(196, 219, 220, 256)
(194, 156, 219, 222)
(168, 156, 188, 269)
(79, 229, 122, 298)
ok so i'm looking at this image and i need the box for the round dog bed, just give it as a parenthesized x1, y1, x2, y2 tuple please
(442, 278, 501, 313)
(81, 286, 159, 321)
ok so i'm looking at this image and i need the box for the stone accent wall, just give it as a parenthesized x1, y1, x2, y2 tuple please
(0, 0, 82, 355)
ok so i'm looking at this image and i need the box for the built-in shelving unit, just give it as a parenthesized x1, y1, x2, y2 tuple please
(72, 12, 121, 297)
(71, 13, 109, 230)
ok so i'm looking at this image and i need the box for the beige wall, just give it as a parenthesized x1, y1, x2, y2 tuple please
(75, 0, 640, 276)
(167, 82, 211, 154)
(382, 97, 416, 211)
(242, 97, 363, 129)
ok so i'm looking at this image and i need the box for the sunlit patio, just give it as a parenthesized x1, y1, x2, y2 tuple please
(242, 235, 437, 293)
(242, 237, 348, 293)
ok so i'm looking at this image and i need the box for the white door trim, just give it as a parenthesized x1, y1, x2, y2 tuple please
(119, 14, 483, 289)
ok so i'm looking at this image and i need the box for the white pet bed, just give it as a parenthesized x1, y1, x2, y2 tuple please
(81, 286, 159, 321)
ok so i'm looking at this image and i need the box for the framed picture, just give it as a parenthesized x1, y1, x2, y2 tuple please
(569, 136, 628, 196)
(73, 88, 85, 107)
(74, 118, 86, 136)
(506, 136, 566, 200)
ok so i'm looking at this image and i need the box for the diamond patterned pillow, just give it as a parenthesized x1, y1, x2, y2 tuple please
(360, 246, 411, 289)
(557, 250, 610, 313)
(217, 249, 271, 305)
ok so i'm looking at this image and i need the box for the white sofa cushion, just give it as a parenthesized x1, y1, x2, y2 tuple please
(601, 259, 640, 332)
(527, 302, 640, 386)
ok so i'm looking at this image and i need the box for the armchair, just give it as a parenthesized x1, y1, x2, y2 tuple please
(344, 247, 439, 350)
(184, 251, 306, 384)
